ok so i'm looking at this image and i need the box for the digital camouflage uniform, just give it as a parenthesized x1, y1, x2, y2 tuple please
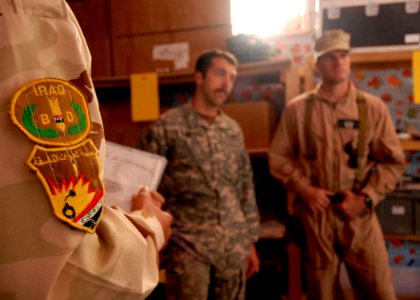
(140, 102, 260, 300)
(0, 1, 164, 299)
(269, 83, 405, 300)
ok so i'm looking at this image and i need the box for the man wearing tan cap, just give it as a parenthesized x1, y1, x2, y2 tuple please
(269, 29, 405, 299)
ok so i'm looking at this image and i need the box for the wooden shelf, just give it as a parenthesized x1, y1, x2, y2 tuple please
(236, 58, 291, 77)
(248, 148, 269, 156)
(350, 49, 414, 71)
(385, 233, 420, 242)
(401, 138, 420, 151)
(93, 58, 292, 88)
(94, 76, 130, 88)
(351, 50, 412, 64)
(93, 72, 194, 88)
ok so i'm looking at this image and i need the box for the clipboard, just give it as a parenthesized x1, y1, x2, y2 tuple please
(103, 141, 167, 211)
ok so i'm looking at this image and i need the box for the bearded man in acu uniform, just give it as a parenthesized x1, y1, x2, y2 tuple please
(140, 49, 260, 300)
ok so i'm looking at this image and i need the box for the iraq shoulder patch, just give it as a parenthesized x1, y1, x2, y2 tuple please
(9, 78, 91, 146)
(9, 78, 104, 233)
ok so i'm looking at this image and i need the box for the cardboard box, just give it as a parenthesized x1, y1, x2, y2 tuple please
(376, 190, 415, 235)
(222, 100, 277, 150)
(110, 0, 230, 37)
(112, 26, 232, 76)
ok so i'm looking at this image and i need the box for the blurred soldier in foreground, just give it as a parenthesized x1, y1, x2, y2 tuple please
(0, 1, 172, 299)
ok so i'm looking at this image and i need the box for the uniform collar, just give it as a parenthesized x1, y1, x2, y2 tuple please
(182, 102, 231, 130)
(313, 81, 357, 105)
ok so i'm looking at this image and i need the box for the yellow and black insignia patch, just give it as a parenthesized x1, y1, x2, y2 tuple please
(9, 78, 103, 233)
(26, 139, 104, 233)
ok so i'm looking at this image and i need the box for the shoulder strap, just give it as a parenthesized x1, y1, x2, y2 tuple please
(355, 91, 367, 188)
(304, 91, 368, 188)
(304, 94, 316, 160)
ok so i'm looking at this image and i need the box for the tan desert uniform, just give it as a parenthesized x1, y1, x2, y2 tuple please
(269, 83, 405, 299)
(0, 1, 164, 299)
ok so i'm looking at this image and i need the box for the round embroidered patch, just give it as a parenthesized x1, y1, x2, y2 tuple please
(9, 78, 91, 147)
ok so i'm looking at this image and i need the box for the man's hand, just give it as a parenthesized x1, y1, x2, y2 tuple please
(132, 187, 173, 249)
(299, 185, 332, 213)
(337, 190, 367, 219)
(246, 243, 260, 278)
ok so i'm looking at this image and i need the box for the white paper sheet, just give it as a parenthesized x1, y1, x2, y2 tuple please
(152, 42, 190, 70)
(103, 141, 167, 211)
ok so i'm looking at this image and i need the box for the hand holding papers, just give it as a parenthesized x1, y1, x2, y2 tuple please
(132, 187, 173, 249)
(104, 141, 167, 211)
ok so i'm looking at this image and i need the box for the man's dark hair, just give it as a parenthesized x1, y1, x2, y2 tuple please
(195, 49, 238, 77)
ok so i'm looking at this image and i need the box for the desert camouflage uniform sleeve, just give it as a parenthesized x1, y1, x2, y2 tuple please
(0, 1, 162, 299)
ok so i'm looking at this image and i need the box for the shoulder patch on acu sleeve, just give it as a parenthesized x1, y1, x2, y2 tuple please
(9, 78, 104, 233)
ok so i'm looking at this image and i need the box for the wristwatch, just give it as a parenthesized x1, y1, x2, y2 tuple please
(364, 195, 373, 210)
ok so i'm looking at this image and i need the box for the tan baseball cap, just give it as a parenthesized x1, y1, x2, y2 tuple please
(315, 29, 351, 60)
